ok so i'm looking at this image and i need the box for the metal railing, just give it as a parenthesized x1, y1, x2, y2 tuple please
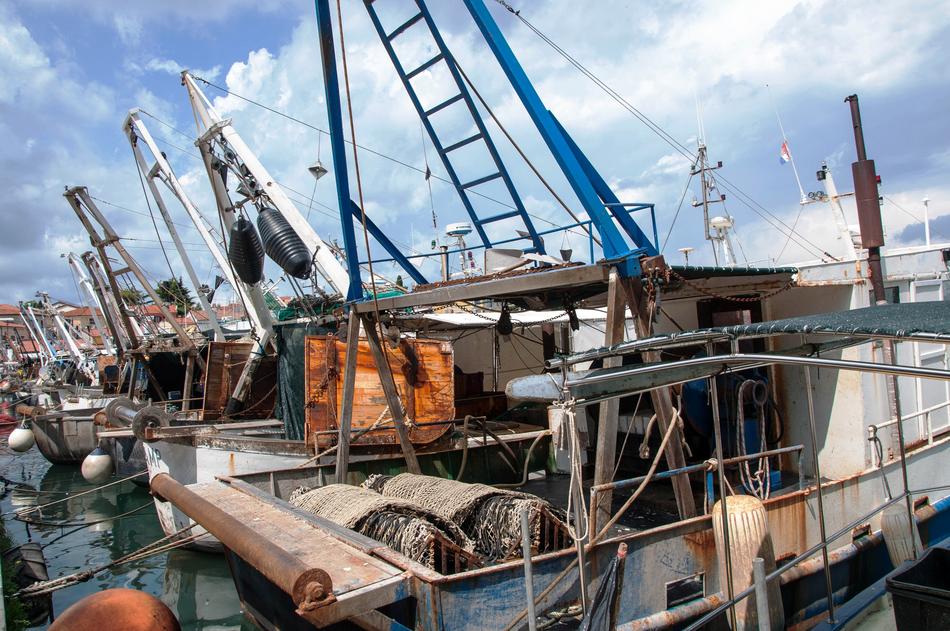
(589, 444, 805, 520)
(359, 203, 657, 270)
(560, 343, 949, 628)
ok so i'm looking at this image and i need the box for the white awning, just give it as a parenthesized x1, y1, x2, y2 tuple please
(417, 308, 608, 328)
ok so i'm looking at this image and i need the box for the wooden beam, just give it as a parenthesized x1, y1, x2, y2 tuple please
(360, 315, 421, 474)
(181, 353, 194, 412)
(591, 271, 625, 534)
(352, 263, 608, 313)
(334, 315, 362, 483)
(619, 272, 697, 519)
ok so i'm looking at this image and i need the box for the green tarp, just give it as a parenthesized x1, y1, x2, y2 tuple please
(713, 301, 950, 341)
(274, 321, 332, 441)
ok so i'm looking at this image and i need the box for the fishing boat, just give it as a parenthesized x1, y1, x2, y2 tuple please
(142, 1, 950, 628)
(151, 294, 950, 630)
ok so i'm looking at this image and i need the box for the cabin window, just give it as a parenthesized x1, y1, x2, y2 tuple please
(869, 286, 900, 304)
(666, 572, 705, 609)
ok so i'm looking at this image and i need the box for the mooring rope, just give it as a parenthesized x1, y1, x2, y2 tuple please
(736, 379, 771, 500)
(2, 470, 148, 518)
(16, 523, 199, 598)
(14, 501, 152, 527)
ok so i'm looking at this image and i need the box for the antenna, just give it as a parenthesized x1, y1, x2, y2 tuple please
(690, 107, 727, 264)
(922, 197, 931, 246)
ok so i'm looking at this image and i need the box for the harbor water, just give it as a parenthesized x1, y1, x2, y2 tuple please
(0, 428, 253, 630)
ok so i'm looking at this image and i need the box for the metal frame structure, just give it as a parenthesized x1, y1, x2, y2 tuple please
(64, 186, 203, 366)
(557, 326, 947, 629)
(462, 0, 657, 277)
(327, 1, 660, 285)
(313, 3, 428, 300)
(363, 0, 544, 255)
(81, 251, 137, 355)
(36, 291, 95, 382)
(181, 71, 352, 297)
(19, 303, 54, 365)
(65, 252, 116, 355)
(124, 111, 227, 341)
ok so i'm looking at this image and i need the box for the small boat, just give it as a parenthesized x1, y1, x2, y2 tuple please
(2, 542, 53, 627)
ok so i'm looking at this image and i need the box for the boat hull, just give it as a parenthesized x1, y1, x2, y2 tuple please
(31, 410, 99, 465)
(180, 433, 950, 630)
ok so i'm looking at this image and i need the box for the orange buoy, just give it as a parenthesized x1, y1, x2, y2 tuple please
(49, 588, 180, 631)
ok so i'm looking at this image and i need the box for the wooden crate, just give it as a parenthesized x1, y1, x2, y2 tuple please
(202, 341, 278, 420)
(305, 335, 455, 448)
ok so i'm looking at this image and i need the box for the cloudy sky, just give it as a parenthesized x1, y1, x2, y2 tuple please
(1, 0, 949, 305)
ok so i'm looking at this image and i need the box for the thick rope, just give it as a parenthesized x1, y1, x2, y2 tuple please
(736, 379, 771, 500)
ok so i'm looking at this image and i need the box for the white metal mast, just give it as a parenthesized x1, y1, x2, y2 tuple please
(37, 292, 94, 381)
(26, 305, 56, 361)
(66, 252, 116, 354)
(768, 84, 807, 204)
(124, 109, 272, 340)
(817, 164, 858, 260)
(181, 71, 351, 296)
(19, 304, 52, 365)
(124, 115, 225, 341)
(180, 72, 288, 414)
(81, 251, 139, 352)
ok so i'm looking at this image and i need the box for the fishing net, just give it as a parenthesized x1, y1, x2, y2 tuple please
(363, 474, 567, 561)
(289, 484, 473, 569)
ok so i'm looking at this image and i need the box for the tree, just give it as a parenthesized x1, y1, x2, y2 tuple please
(155, 277, 195, 316)
(120, 288, 145, 306)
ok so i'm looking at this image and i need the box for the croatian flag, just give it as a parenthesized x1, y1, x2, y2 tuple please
(779, 140, 792, 165)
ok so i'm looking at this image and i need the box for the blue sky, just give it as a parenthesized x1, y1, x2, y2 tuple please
(1, 0, 949, 304)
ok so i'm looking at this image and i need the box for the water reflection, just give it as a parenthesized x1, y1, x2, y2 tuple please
(0, 433, 251, 630)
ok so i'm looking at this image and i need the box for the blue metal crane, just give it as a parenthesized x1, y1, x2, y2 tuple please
(314, 0, 659, 300)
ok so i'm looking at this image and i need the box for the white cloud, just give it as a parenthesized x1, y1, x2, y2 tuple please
(643, 153, 692, 178)
(144, 57, 221, 82)
(2, 0, 949, 300)
(113, 14, 142, 46)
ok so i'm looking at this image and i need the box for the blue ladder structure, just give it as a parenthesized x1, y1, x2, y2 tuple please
(363, 0, 545, 254)
(461, 0, 658, 277)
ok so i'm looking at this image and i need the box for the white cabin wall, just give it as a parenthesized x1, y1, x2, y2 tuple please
(654, 298, 701, 335)
(766, 284, 870, 479)
(447, 320, 609, 393)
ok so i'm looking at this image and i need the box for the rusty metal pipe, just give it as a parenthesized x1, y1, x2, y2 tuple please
(149, 473, 335, 613)
(619, 593, 724, 630)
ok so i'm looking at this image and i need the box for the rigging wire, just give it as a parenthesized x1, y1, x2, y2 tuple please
(89, 194, 201, 235)
(661, 171, 695, 252)
(454, 60, 600, 246)
(336, 0, 384, 324)
(419, 121, 439, 237)
(492, 0, 833, 261)
(145, 115, 439, 267)
(129, 139, 179, 283)
(186, 77, 594, 238)
(883, 195, 923, 223)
